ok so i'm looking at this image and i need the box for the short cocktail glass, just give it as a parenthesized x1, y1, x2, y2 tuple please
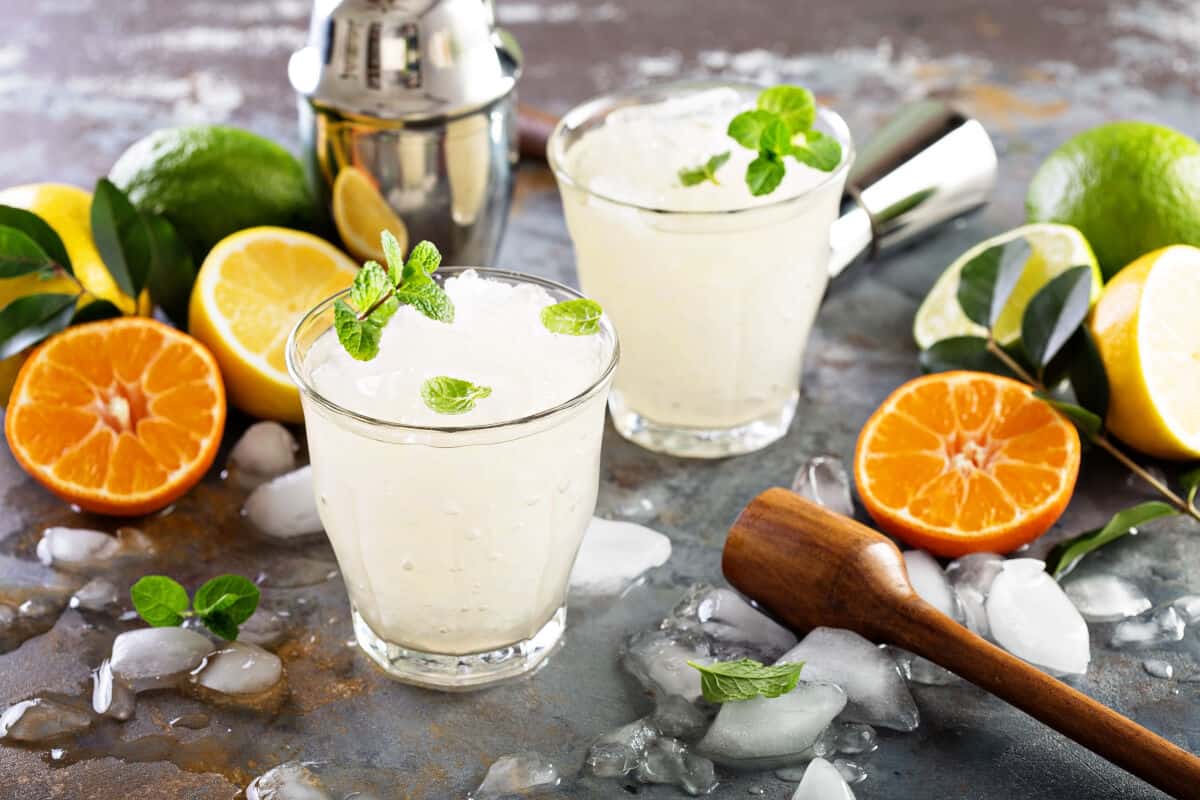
(286, 268, 618, 690)
(549, 82, 854, 458)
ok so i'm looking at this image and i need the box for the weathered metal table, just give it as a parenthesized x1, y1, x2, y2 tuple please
(1, 1, 1197, 797)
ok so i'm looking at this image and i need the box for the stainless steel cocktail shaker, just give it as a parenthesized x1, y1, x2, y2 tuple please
(288, 0, 522, 265)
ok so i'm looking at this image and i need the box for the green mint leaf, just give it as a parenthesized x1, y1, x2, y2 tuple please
(71, 299, 124, 324)
(678, 152, 731, 188)
(746, 154, 785, 196)
(1034, 392, 1103, 437)
(141, 214, 196, 328)
(919, 336, 1015, 377)
(1045, 501, 1178, 578)
(0, 206, 71, 273)
(202, 610, 239, 642)
(193, 575, 260, 635)
(130, 575, 190, 628)
(0, 226, 54, 279)
(541, 298, 603, 336)
(1021, 265, 1094, 369)
(403, 240, 441, 284)
(727, 110, 777, 151)
(350, 261, 392, 312)
(395, 277, 454, 323)
(757, 85, 816, 134)
(421, 376, 492, 415)
(334, 298, 383, 361)
(0, 292, 78, 359)
(956, 237, 1032, 328)
(381, 230, 406, 285)
(791, 129, 842, 172)
(688, 658, 804, 703)
(760, 118, 793, 157)
(1179, 467, 1200, 508)
(91, 178, 152, 298)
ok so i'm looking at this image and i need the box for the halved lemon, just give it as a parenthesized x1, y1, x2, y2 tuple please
(188, 227, 358, 422)
(331, 167, 408, 264)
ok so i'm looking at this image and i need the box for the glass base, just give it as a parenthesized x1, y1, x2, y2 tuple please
(351, 606, 566, 691)
(608, 390, 798, 458)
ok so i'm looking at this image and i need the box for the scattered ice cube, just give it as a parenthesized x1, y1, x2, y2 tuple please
(668, 584, 797, 662)
(36, 527, 121, 572)
(191, 641, 284, 696)
(246, 762, 331, 800)
(946, 553, 1004, 637)
(892, 649, 961, 686)
(698, 682, 847, 768)
(622, 628, 711, 703)
(904, 550, 960, 620)
(70, 578, 120, 612)
(568, 517, 671, 598)
(778, 627, 917, 731)
(1143, 659, 1175, 679)
(19, 597, 58, 618)
(228, 422, 299, 489)
(824, 722, 877, 755)
(1111, 607, 1186, 649)
(1063, 575, 1151, 622)
(833, 758, 868, 785)
(243, 466, 323, 539)
(791, 456, 854, 518)
(650, 694, 709, 741)
(986, 558, 1090, 675)
(1171, 595, 1200, 625)
(110, 627, 213, 691)
(586, 718, 658, 778)
(0, 698, 92, 742)
(636, 737, 717, 796)
(469, 752, 560, 799)
(790, 757, 856, 800)
(91, 659, 136, 720)
(239, 607, 290, 649)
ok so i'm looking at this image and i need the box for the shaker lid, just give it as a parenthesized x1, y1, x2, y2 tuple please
(289, 0, 521, 121)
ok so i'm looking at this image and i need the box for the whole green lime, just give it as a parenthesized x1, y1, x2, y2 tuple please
(109, 126, 314, 261)
(1026, 121, 1200, 279)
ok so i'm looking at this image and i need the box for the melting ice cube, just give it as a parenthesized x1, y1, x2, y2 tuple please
(243, 466, 323, 539)
(1111, 607, 1186, 649)
(946, 552, 1004, 637)
(778, 627, 918, 731)
(791, 757, 856, 800)
(903, 550, 960, 620)
(586, 718, 658, 778)
(697, 682, 847, 768)
(1063, 575, 1151, 622)
(1143, 659, 1174, 679)
(191, 641, 284, 696)
(246, 762, 331, 800)
(110, 627, 213, 692)
(791, 456, 854, 518)
(36, 527, 121, 572)
(668, 584, 797, 662)
(650, 694, 710, 740)
(986, 558, 1090, 675)
(636, 737, 717, 796)
(70, 578, 121, 612)
(1172, 595, 1200, 625)
(91, 659, 136, 720)
(0, 698, 92, 742)
(568, 517, 671, 599)
(621, 628, 711, 703)
(228, 422, 299, 489)
(469, 752, 560, 799)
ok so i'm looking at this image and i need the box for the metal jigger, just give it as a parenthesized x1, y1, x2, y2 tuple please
(829, 101, 998, 277)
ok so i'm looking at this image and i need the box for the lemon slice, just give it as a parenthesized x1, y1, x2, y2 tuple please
(331, 167, 408, 264)
(913, 223, 1100, 349)
(1091, 245, 1200, 459)
(189, 227, 357, 422)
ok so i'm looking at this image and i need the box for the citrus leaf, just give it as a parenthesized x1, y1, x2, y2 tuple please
(688, 658, 804, 703)
(1021, 265, 1093, 368)
(130, 575, 190, 627)
(91, 178, 151, 298)
(1034, 391, 1103, 437)
(1045, 501, 1178, 578)
(0, 293, 78, 359)
(71, 299, 123, 324)
(1180, 467, 1200, 508)
(920, 336, 1013, 376)
(956, 237, 1031, 328)
(141, 214, 196, 328)
(0, 206, 71, 272)
(0, 226, 53, 279)
(1043, 326, 1110, 421)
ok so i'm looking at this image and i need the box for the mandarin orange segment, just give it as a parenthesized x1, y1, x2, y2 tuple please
(5, 318, 225, 516)
(854, 371, 1081, 557)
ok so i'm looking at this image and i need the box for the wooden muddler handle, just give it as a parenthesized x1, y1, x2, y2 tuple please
(723, 489, 1200, 800)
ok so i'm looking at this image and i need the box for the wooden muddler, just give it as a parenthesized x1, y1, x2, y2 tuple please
(723, 488, 1200, 799)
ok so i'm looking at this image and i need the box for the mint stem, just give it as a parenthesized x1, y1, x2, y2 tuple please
(356, 288, 396, 322)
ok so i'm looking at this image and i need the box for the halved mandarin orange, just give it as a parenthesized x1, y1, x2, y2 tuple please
(854, 371, 1080, 557)
(5, 318, 225, 516)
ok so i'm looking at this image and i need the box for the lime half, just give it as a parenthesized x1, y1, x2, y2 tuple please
(913, 223, 1101, 350)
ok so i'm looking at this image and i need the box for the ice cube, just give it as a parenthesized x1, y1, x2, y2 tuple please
(823, 722, 877, 755)
(0, 698, 92, 742)
(469, 752, 560, 799)
(791, 757, 856, 800)
(70, 578, 120, 612)
(36, 527, 121, 572)
(1143, 659, 1174, 679)
(668, 584, 797, 662)
(986, 558, 1089, 675)
(636, 737, 718, 796)
(585, 718, 658, 778)
(110, 627, 213, 691)
(791, 456, 854, 518)
(833, 758, 868, 785)
(91, 659, 136, 720)
(239, 607, 290, 649)
(946, 552, 1004, 636)
(697, 682, 847, 768)
(246, 762, 331, 800)
(650, 694, 710, 740)
(777, 627, 917, 731)
(1173, 595, 1200, 624)
(191, 641, 284, 696)
(904, 550, 960, 620)
(568, 517, 671, 598)
(1063, 575, 1151, 622)
(243, 466, 323, 539)
(1111, 606, 1186, 649)
(228, 422, 299, 489)
(622, 628, 712, 703)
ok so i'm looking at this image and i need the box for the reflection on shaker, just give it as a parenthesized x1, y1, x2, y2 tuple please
(331, 166, 409, 263)
(446, 113, 492, 227)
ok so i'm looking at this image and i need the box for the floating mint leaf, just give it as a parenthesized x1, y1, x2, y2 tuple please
(791, 129, 842, 172)
(421, 376, 492, 415)
(541, 298, 603, 336)
(130, 575, 190, 628)
(688, 658, 804, 703)
(403, 240, 441, 283)
(1021, 265, 1093, 369)
(334, 298, 382, 361)
(396, 278, 454, 323)
(0, 206, 71, 273)
(727, 109, 777, 151)
(746, 154, 785, 196)
(757, 85, 815, 133)
(1045, 501, 1178, 578)
(920, 336, 1014, 377)
(0, 292, 79, 360)
(678, 151, 730, 187)
(194, 574, 259, 640)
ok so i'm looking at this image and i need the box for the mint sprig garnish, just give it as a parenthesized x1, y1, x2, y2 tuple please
(688, 658, 805, 703)
(678, 152, 730, 187)
(421, 376, 493, 415)
(130, 574, 260, 641)
(541, 298, 603, 336)
(335, 232, 454, 361)
(683, 84, 842, 197)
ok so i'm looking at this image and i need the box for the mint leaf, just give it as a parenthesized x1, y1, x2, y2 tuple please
(688, 659, 804, 703)
(791, 129, 842, 172)
(193, 575, 259, 640)
(746, 154, 785, 196)
(0, 292, 78, 359)
(351, 261, 393, 314)
(678, 151, 730, 187)
(757, 85, 816, 133)
(403, 240, 441, 284)
(130, 575, 190, 628)
(760, 118, 793, 157)
(727, 110, 777, 151)
(203, 612, 239, 641)
(396, 277, 454, 323)
(0, 206, 71, 273)
(381, 230, 406, 284)
(541, 298, 603, 336)
(421, 376, 492, 415)
(1045, 501, 1178, 578)
(334, 298, 382, 361)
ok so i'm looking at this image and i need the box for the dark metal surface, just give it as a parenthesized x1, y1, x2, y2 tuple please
(1, 1, 1199, 798)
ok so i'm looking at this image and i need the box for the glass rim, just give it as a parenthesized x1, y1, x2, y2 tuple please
(546, 79, 856, 217)
(285, 266, 620, 435)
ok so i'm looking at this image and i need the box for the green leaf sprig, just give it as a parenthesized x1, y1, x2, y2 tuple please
(688, 658, 804, 703)
(919, 236, 1200, 573)
(680, 85, 842, 197)
(335, 234, 453, 361)
(130, 574, 259, 641)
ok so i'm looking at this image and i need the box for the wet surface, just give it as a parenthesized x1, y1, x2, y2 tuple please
(2, 0, 1200, 798)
